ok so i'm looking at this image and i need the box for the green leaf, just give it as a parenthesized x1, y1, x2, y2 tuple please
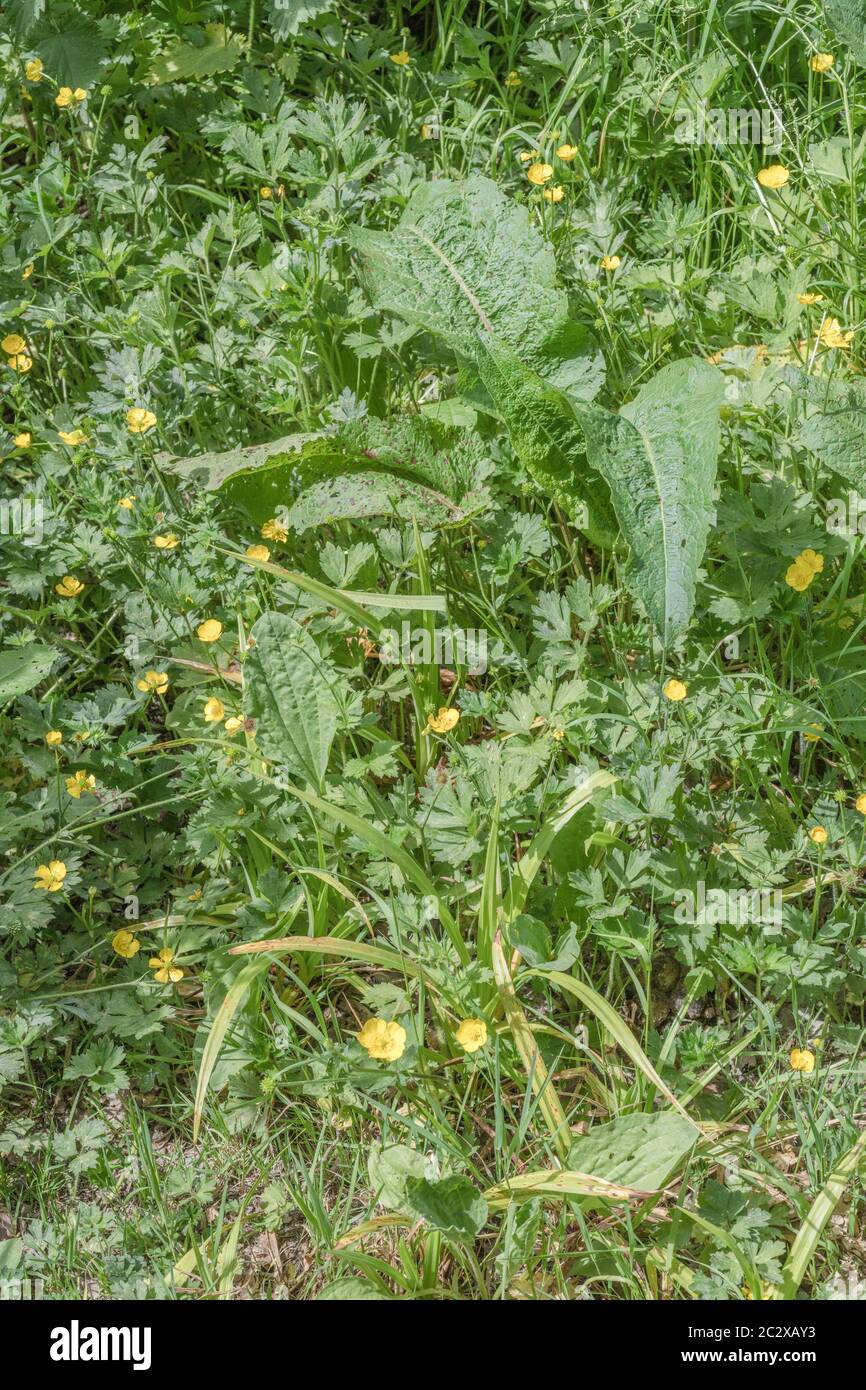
(825, 0, 866, 64)
(577, 358, 726, 642)
(243, 613, 339, 791)
(566, 1112, 699, 1190)
(166, 433, 308, 493)
(404, 1175, 488, 1238)
(368, 1143, 427, 1210)
(797, 391, 866, 484)
(476, 333, 618, 544)
(776, 1126, 866, 1299)
(316, 1278, 391, 1300)
(265, 0, 336, 40)
(33, 14, 105, 86)
(192, 958, 270, 1144)
(147, 24, 247, 86)
(0, 644, 57, 701)
(348, 177, 605, 398)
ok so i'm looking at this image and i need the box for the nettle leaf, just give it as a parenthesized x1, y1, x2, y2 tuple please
(243, 613, 339, 791)
(0, 644, 58, 701)
(826, 0, 866, 64)
(476, 333, 618, 546)
(147, 24, 247, 86)
(578, 358, 725, 642)
(567, 1112, 698, 1191)
(405, 1175, 488, 1238)
(348, 176, 605, 400)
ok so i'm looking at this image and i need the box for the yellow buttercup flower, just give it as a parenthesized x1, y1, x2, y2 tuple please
(809, 825, 828, 844)
(455, 1018, 488, 1053)
(544, 184, 564, 203)
(153, 533, 179, 549)
(526, 162, 554, 186)
(118, 496, 135, 509)
(356, 1017, 406, 1061)
(224, 716, 244, 734)
(7, 353, 32, 372)
(136, 670, 169, 695)
(14, 432, 31, 447)
(785, 548, 823, 592)
(34, 860, 66, 892)
(24, 58, 43, 82)
(556, 144, 578, 160)
(66, 770, 96, 799)
(112, 929, 140, 959)
(58, 429, 88, 446)
(245, 544, 270, 563)
(600, 255, 621, 271)
(855, 794, 866, 814)
(663, 678, 687, 702)
(504, 70, 521, 88)
(203, 697, 225, 723)
(126, 407, 157, 434)
(55, 87, 74, 107)
(810, 53, 834, 72)
(803, 724, 824, 743)
(790, 1047, 815, 1073)
(260, 185, 272, 199)
(2, 334, 26, 355)
(797, 292, 823, 305)
(389, 50, 411, 65)
(45, 730, 63, 746)
(22, 264, 33, 280)
(757, 164, 789, 189)
(261, 517, 288, 543)
(55, 575, 85, 598)
(73, 88, 87, 101)
(518, 150, 539, 163)
(820, 317, 853, 350)
(197, 619, 222, 643)
(149, 948, 184, 984)
(427, 706, 460, 734)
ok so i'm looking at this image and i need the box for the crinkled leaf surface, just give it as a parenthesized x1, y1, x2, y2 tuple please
(577, 358, 726, 642)
(476, 333, 618, 545)
(567, 1112, 698, 1191)
(349, 176, 605, 399)
(243, 613, 339, 791)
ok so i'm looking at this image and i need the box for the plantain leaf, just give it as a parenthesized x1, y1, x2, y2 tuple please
(566, 1111, 699, 1190)
(0, 643, 58, 701)
(476, 333, 619, 545)
(349, 177, 605, 400)
(404, 1175, 488, 1238)
(576, 358, 726, 643)
(243, 613, 339, 791)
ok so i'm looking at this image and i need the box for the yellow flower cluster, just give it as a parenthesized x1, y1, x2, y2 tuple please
(785, 548, 823, 592)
